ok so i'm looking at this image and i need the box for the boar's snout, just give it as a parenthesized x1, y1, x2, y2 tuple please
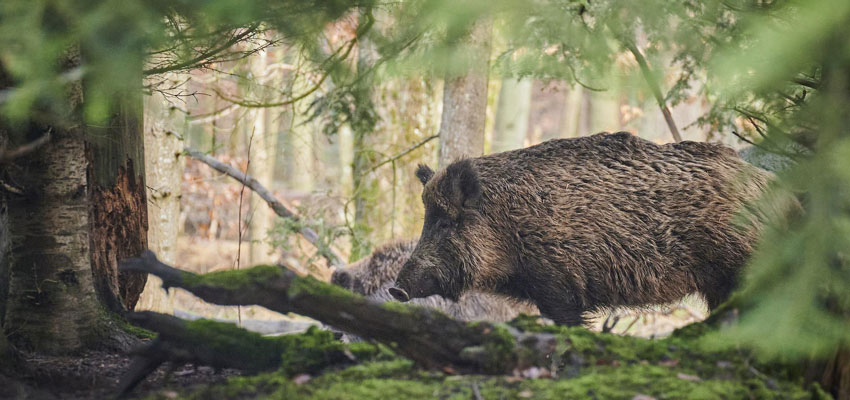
(388, 287, 410, 302)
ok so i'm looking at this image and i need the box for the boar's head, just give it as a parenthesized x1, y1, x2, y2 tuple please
(390, 160, 506, 303)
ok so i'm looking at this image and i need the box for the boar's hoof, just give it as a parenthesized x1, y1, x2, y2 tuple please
(388, 287, 410, 302)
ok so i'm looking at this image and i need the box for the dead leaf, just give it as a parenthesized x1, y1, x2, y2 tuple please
(676, 372, 702, 382)
(293, 374, 312, 385)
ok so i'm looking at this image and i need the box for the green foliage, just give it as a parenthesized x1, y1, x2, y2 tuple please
(0, 0, 371, 143)
(701, 0, 850, 359)
(268, 214, 348, 267)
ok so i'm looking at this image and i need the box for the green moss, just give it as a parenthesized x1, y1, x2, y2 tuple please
(178, 321, 362, 375)
(103, 310, 156, 339)
(287, 274, 362, 300)
(182, 265, 285, 290)
(142, 314, 820, 399)
(157, 353, 816, 400)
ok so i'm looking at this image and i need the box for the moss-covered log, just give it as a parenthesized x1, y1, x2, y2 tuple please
(120, 251, 559, 375)
(117, 311, 372, 395)
(140, 316, 826, 400)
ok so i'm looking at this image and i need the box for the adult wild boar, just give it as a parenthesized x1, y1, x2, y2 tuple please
(390, 132, 776, 326)
(331, 240, 537, 322)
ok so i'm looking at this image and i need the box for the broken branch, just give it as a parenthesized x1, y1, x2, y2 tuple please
(0, 128, 52, 163)
(184, 147, 345, 267)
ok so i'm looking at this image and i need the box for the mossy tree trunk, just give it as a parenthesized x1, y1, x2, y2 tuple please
(3, 51, 146, 353)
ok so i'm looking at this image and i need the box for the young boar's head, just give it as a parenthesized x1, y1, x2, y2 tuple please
(389, 159, 504, 303)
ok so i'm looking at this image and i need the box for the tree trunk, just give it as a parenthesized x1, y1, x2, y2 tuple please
(136, 76, 186, 314)
(3, 51, 145, 353)
(561, 85, 584, 138)
(85, 72, 149, 314)
(491, 78, 532, 153)
(437, 20, 492, 167)
(349, 16, 379, 261)
(247, 46, 277, 266)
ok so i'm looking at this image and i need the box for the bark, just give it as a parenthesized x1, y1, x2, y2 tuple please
(120, 251, 559, 375)
(491, 78, 532, 153)
(136, 78, 186, 313)
(5, 127, 108, 352)
(85, 68, 149, 313)
(0, 161, 8, 328)
(3, 50, 144, 353)
(247, 41, 277, 266)
(0, 201, 7, 329)
(809, 348, 850, 400)
(559, 87, 584, 138)
(437, 20, 492, 167)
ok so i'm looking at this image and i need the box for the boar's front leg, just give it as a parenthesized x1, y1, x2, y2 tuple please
(534, 296, 587, 327)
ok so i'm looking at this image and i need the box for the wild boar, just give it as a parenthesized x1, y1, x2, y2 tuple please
(331, 240, 537, 322)
(390, 132, 777, 326)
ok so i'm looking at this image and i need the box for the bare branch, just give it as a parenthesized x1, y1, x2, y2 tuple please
(183, 147, 346, 267)
(367, 134, 439, 174)
(143, 25, 260, 76)
(211, 38, 356, 108)
(622, 41, 683, 143)
(0, 128, 52, 163)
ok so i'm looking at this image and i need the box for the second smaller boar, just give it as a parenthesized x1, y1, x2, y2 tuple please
(331, 240, 537, 322)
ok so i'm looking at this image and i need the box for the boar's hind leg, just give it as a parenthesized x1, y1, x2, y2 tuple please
(699, 273, 737, 311)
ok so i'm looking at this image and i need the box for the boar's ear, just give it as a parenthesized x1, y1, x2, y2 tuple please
(415, 164, 435, 186)
(446, 159, 481, 210)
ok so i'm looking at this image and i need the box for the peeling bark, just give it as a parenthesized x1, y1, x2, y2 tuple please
(85, 65, 148, 312)
(88, 162, 149, 311)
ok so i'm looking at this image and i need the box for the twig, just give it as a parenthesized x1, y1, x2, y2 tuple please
(472, 382, 484, 400)
(367, 134, 439, 174)
(235, 129, 256, 327)
(619, 316, 639, 335)
(601, 314, 620, 334)
(184, 147, 345, 267)
(143, 25, 260, 76)
(621, 41, 682, 143)
(211, 38, 356, 108)
(0, 128, 52, 163)
(792, 77, 819, 90)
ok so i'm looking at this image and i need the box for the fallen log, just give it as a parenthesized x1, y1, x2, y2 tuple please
(119, 251, 559, 375)
(116, 311, 362, 395)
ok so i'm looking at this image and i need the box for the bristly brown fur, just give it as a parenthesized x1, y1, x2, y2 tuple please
(331, 241, 538, 322)
(395, 132, 786, 326)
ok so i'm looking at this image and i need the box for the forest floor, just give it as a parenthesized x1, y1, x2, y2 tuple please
(1, 344, 242, 399)
(1, 313, 825, 400)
